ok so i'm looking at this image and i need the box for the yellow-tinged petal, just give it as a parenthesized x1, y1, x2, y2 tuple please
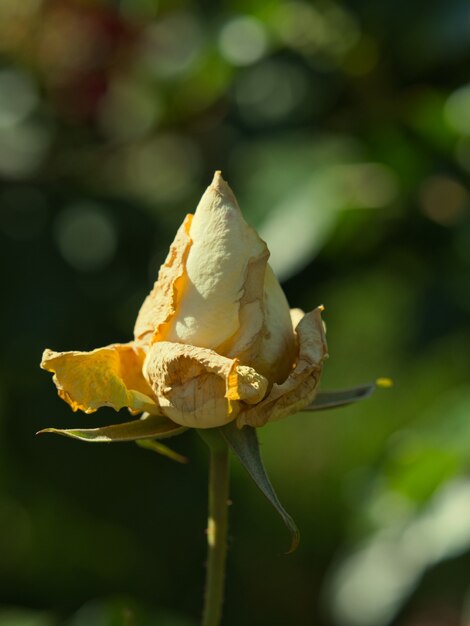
(134, 214, 193, 344)
(238, 306, 328, 427)
(251, 266, 298, 384)
(41, 343, 159, 414)
(290, 307, 305, 329)
(220, 245, 269, 364)
(143, 341, 268, 428)
(133, 172, 297, 389)
(163, 171, 268, 351)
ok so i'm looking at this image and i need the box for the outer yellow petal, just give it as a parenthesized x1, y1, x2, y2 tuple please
(41, 343, 159, 415)
(237, 306, 328, 427)
(143, 341, 268, 428)
(164, 171, 268, 351)
(134, 214, 193, 344)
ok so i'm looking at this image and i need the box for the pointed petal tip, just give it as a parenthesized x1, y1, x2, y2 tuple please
(211, 170, 225, 187)
(211, 170, 224, 185)
(209, 170, 238, 205)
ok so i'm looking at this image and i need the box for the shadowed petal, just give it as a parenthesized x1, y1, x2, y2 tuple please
(144, 341, 268, 428)
(220, 245, 269, 364)
(252, 266, 298, 384)
(41, 343, 159, 414)
(290, 307, 305, 329)
(237, 306, 328, 427)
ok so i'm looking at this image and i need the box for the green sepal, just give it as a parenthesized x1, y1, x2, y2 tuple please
(219, 421, 299, 553)
(37, 414, 186, 443)
(136, 438, 188, 464)
(303, 382, 377, 411)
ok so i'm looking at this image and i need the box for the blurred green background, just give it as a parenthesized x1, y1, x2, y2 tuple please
(1, 0, 470, 625)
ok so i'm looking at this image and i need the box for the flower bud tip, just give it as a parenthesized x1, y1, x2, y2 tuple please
(212, 170, 224, 185)
(209, 170, 239, 208)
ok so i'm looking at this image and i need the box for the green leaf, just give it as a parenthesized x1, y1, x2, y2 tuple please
(37, 414, 186, 443)
(219, 421, 299, 553)
(303, 382, 378, 411)
(136, 438, 188, 464)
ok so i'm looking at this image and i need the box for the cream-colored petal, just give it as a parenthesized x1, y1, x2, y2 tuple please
(220, 246, 269, 363)
(252, 265, 298, 384)
(41, 343, 159, 415)
(290, 307, 305, 329)
(164, 171, 268, 351)
(237, 306, 328, 427)
(143, 341, 268, 428)
(134, 214, 193, 344)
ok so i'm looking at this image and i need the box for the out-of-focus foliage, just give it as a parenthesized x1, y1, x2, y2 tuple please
(1, 0, 470, 625)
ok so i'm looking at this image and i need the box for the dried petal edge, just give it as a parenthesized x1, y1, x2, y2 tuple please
(237, 306, 328, 427)
(41, 343, 159, 415)
(144, 341, 269, 428)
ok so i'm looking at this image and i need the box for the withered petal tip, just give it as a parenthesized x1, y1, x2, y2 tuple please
(211, 170, 226, 189)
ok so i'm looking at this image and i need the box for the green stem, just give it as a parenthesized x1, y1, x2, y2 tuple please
(201, 432, 230, 626)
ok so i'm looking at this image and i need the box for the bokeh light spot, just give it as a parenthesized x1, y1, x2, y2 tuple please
(454, 136, 470, 172)
(273, 1, 327, 54)
(235, 60, 308, 124)
(219, 16, 268, 66)
(336, 163, 399, 208)
(98, 78, 160, 142)
(330, 474, 470, 626)
(444, 84, 470, 135)
(123, 134, 202, 203)
(140, 12, 203, 78)
(0, 122, 51, 177)
(419, 175, 469, 226)
(0, 68, 38, 129)
(272, 1, 359, 59)
(54, 202, 118, 272)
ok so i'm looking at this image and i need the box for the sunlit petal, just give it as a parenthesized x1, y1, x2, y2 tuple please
(41, 343, 158, 414)
(134, 214, 193, 344)
(164, 171, 268, 351)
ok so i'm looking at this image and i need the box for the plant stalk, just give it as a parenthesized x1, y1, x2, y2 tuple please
(202, 433, 230, 626)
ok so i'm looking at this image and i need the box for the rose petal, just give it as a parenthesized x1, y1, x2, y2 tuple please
(290, 307, 305, 329)
(252, 266, 298, 384)
(220, 247, 269, 363)
(41, 343, 158, 414)
(134, 214, 193, 344)
(143, 341, 268, 428)
(164, 171, 268, 351)
(237, 306, 328, 427)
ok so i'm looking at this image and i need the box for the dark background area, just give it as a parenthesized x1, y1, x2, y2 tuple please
(1, 0, 470, 625)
